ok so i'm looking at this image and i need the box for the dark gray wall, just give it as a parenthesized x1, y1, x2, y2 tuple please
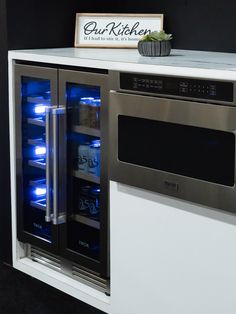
(0, 0, 11, 265)
(6, 0, 94, 49)
(100, 0, 236, 52)
(1, 0, 236, 264)
(6, 0, 236, 52)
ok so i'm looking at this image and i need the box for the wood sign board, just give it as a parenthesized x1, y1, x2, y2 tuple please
(74, 13, 164, 48)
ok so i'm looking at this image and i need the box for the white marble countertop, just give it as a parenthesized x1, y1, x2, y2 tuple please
(8, 47, 236, 80)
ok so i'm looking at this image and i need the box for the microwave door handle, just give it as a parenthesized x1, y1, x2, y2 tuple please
(45, 107, 52, 222)
(52, 107, 66, 225)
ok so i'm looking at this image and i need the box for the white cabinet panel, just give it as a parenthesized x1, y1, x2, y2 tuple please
(110, 181, 236, 314)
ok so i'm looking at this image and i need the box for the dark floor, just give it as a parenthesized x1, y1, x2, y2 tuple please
(0, 262, 105, 314)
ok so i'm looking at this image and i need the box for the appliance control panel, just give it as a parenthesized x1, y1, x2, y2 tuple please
(120, 73, 234, 102)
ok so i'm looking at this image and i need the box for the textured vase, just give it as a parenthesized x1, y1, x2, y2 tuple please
(138, 40, 171, 57)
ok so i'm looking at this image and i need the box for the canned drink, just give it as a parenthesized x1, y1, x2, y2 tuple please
(90, 99, 100, 129)
(79, 97, 94, 127)
(88, 141, 100, 176)
(89, 186, 100, 219)
(78, 143, 89, 172)
(78, 185, 91, 216)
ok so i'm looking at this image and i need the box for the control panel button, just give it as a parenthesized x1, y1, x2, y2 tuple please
(121, 73, 232, 102)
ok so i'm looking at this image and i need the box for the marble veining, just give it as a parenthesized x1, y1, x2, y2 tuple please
(9, 47, 236, 79)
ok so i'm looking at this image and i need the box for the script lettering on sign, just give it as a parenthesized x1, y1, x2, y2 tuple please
(83, 21, 151, 37)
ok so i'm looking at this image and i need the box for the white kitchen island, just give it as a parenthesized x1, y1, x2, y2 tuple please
(8, 47, 236, 314)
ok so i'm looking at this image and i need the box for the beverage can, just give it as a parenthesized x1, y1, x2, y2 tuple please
(78, 143, 89, 172)
(79, 97, 94, 127)
(90, 99, 100, 129)
(88, 140, 100, 176)
(89, 186, 100, 219)
(78, 185, 91, 216)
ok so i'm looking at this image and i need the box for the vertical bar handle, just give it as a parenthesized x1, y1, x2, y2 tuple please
(52, 107, 66, 225)
(45, 107, 52, 222)
(52, 108, 58, 225)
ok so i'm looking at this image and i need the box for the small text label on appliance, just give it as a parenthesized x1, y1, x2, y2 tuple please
(164, 180, 179, 192)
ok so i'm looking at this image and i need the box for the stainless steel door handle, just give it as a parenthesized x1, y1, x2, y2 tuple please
(52, 108, 58, 225)
(45, 107, 52, 222)
(52, 107, 66, 225)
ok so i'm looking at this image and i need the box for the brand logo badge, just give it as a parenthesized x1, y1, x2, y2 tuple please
(79, 240, 89, 248)
(164, 180, 179, 192)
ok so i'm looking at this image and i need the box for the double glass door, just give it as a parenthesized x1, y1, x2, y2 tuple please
(15, 64, 109, 277)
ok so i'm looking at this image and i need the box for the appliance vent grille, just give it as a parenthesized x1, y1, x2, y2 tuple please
(72, 264, 108, 292)
(30, 246, 62, 271)
(29, 246, 110, 293)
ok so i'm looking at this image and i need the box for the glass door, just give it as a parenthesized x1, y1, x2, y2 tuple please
(15, 64, 59, 252)
(59, 69, 109, 277)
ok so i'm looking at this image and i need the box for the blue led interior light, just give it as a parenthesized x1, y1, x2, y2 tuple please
(35, 146, 46, 156)
(34, 187, 46, 196)
(34, 105, 47, 114)
(67, 85, 100, 100)
(93, 99, 101, 106)
(80, 97, 94, 100)
(91, 139, 101, 148)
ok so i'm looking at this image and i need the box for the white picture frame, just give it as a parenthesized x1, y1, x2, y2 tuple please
(74, 13, 164, 48)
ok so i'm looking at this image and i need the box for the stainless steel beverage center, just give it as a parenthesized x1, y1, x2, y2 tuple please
(13, 62, 109, 288)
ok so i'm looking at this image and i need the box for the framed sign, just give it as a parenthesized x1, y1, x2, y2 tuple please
(74, 13, 163, 48)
